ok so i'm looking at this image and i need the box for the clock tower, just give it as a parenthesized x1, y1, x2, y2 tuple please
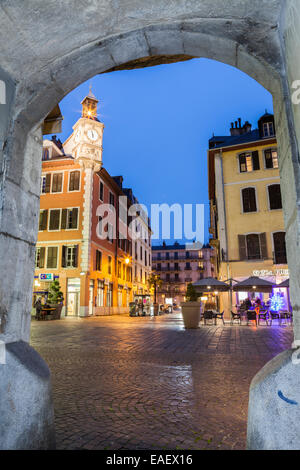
(67, 86, 104, 170)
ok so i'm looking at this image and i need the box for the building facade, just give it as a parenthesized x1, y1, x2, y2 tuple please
(152, 242, 215, 305)
(208, 113, 289, 314)
(33, 90, 151, 316)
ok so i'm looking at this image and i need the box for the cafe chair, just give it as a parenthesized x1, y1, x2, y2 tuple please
(214, 311, 225, 325)
(269, 310, 288, 326)
(258, 310, 269, 326)
(203, 311, 216, 326)
(231, 311, 241, 325)
(247, 310, 258, 327)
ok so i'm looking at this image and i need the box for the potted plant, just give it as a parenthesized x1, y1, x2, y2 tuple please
(47, 280, 64, 320)
(181, 283, 202, 329)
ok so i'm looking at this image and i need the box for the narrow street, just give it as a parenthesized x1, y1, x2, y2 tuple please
(31, 314, 293, 450)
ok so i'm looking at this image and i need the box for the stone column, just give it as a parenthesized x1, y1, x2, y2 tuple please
(0, 124, 55, 449)
(247, 1, 300, 450)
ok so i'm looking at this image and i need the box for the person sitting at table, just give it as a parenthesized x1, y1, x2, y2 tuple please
(255, 298, 262, 315)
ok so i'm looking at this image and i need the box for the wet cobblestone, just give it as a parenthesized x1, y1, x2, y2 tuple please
(30, 313, 294, 450)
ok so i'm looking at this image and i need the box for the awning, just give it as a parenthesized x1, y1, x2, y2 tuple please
(277, 278, 289, 288)
(193, 277, 230, 293)
(233, 276, 274, 293)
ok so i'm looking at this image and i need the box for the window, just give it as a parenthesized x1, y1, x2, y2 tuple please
(69, 171, 80, 191)
(239, 151, 260, 173)
(166, 252, 170, 260)
(42, 148, 50, 161)
(273, 232, 287, 265)
(97, 280, 104, 307)
(264, 149, 279, 169)
(140, 246, 143, 261)
(41, 174, 51, 194)
(49, 209, 61, 231)
(109, 192, 115, 207)
(35, 247, 45, 268)
(268, 184, 282, 210)
(108, 256, 112, 275)
(118, 287, 123, 307)
(95, 250, 102, 271)
(39, 210, 48, 231)
(238, 233, 267, 260)
(99, 181, 104, 201)
(107, 223, 113, 243)
(51, 173, 63, 193)
(106, 284, 113, 307)
(145, 250, 147, 267)
(175, 263, 179, 271)
(41, 176, 47, 194)
(242, 187, 257, 213)
(46, 247, 58, 269)
(174, 252, 178, 260)
(185, 262, 191, 270)
(97, 216, 103, 237)
(61, 208, 79, 230)
(118, 261, 122, 278)
(135, 242, 138, 260)
(263, 122, 275, 138)
(62, 245, 78, 268)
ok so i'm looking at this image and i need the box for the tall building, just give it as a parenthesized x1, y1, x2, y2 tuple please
(208, 112, 289, 313)
(152, 242, 215, 305)
(33, 90, 151, 316)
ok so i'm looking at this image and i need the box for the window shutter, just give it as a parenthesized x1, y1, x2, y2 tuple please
(57, 173, 63, 192)
(238, 235, 247, 260)
(62, 246, 66, 267)
(61, 209, 68, 230)
(45, 174, 51, 193)
(72, 208, 79, 229)
(252, 151, 260, 171)
(40, 210, 48, 231)
(259, 233, 268, 259)
(74, 245, 79, 268)
(74, 172, 80, 191)
(39, 247, 45, 268)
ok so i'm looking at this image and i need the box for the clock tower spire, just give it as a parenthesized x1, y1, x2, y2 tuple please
(81, 85, 99, 120)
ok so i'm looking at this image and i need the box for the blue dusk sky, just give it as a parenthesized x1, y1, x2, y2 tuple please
(52, 58, 273, 245)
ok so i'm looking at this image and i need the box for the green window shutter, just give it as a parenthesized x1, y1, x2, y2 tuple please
(74, 245, 79, 268)
(61, 209, 68, 230)
(252, 151, 260, 171)
(40, 210, 48, 231)
(39, 247, 45, 268)
(49, 210, 60, 230)
(45, 174, 51, 193)
(61, 246, 66, 268)
(72, 208, 79, 229)
(259, 233, 268, 259)
(238, 235, 247, 260)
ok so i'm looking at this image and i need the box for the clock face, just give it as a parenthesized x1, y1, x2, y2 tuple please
(87, 129, 98, 141)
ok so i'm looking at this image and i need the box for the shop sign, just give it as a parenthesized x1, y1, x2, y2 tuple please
(39, 273, 54, 281)
(253, 269, 289, 277)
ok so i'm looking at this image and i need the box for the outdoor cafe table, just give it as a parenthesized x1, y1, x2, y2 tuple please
(40, 307, 56, 320)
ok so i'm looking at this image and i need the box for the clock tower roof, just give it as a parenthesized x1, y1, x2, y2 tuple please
(81, 85, 100, 121)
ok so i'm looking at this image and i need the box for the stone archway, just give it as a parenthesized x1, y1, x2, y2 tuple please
(0, 0, 300, 449)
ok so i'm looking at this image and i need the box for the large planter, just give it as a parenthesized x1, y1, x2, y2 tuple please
(181, 302, 201, 329)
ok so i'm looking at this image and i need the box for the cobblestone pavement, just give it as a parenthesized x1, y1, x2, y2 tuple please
(30, 313, 294, 450)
